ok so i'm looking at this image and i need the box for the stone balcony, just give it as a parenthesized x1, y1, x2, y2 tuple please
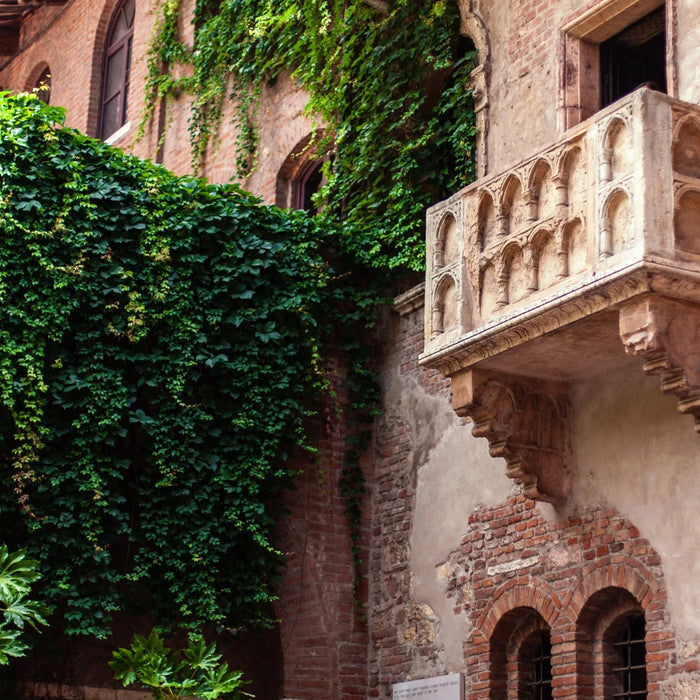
(420, 87, 700, 502)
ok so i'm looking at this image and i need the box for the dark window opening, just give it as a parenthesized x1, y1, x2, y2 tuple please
(606, 611, 647, 699)
(100, 0, 135, 140)
(34, 66, 51, 104)
(521, 630, 553, 700)
(293, 159, 325, 214)
(600, 6, 666, 108)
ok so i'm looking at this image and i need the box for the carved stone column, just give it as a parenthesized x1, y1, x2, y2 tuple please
(451, 369, 573, 502)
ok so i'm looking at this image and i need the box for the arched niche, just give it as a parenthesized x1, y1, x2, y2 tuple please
(530, 159, 556, 221)
(675, 189, 700, 255)
(480, 262, 499, 319)
(559, 146, 586, 212)
(604, 118, 633, 181)
(502, 175, 526, 235)
(478, 191, 497, 249)
(433, 274, 459, 335)
(532, 229, 557, 290)
(601, 188, 631, 257)
(435, 212, 460, 268)
(564, 218, 587, 276)
(504, 243, 528, 303)
(673, 117, 700, 180)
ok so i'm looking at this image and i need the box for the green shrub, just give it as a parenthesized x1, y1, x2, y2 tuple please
(111, 628, 249, 699)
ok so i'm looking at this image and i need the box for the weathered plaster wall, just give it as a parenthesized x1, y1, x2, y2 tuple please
(409, 415, 510, 669)
(371, 296, 700, 698)
(571, 363, 700, 643)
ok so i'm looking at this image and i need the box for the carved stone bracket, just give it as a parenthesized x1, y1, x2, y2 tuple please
(620, 295, 700, 432)
(451, 369, 572, 502)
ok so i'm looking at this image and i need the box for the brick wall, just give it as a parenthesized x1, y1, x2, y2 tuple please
(366, 297, 697, 700)
(275, 354, 370, 700)
(367, 300, 453, 698)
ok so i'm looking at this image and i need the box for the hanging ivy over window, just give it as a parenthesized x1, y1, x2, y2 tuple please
(0, 93, 361, 637)
(143, 0, 478, 271)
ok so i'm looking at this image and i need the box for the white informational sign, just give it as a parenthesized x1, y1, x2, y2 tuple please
(393, 673, 463, 700)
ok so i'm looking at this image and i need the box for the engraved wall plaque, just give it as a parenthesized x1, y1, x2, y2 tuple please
(393, 673, 463, 700)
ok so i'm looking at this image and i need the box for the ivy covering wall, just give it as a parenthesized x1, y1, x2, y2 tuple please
(145, 0, 477, 271)
(0, 93, 349, 637)
(0, 0, 478, 650)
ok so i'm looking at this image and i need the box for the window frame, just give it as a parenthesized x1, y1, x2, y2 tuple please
(99, 0, 135, 141)
(559, 0, 673, 130)
(604, 611, 647, 699)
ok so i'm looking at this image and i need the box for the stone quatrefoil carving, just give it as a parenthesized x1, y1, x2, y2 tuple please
(421, 89, 700, 502)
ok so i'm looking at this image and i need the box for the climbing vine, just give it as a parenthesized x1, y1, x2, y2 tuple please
(143, 0, 478, 271)
(0, 93, 348, 637)
(140, 0, 479, 616)
(0, 0, 479, 645)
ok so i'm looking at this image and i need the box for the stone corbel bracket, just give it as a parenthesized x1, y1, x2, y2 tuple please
(620, 295, 700, 432)
(451, 369, 572, 502)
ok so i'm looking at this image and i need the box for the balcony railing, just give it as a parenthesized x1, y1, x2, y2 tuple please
(420, 88, 700, 501)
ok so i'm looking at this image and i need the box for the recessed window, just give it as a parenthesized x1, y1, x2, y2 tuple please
(100, 0, 135, 140)
(561, 1, 668, 129)
(600, 7, 666, 108)
(520, 630, 553, 700)
(33, 66, 51, 104)
(604, 611, 647, 699)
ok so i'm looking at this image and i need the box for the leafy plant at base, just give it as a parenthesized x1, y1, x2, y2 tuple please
(0, 545, 49, 664)
(143, 0, 477, 272)
(110, 628, 250, 699)
(0, 92, 357, 637)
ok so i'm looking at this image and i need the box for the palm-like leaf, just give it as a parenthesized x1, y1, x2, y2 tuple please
(112, 628, 249, 699)
(0, 545, 49, 665)
(0, 546, 42, 601)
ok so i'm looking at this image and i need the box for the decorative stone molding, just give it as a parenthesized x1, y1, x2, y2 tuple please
(620, 295, 700, 431)
(394, 282, 425, 317)
(451, 370, 572, 502)
(422, 88, 700, 500)
(456, 2, 490, 177)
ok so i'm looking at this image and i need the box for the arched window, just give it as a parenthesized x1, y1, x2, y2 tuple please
(519, 629, 553, 700)
(576, 587, 647, 699)
(603, 611, 646, 699)
(100, 0, 135, 140)
(490, 606, 552, 700)
(275, 133, 330, 213)
(33, 65, 51, 104)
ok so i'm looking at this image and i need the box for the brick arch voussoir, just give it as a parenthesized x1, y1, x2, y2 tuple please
(477, 579, 565, 641)
(565, 560, 661, 623)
